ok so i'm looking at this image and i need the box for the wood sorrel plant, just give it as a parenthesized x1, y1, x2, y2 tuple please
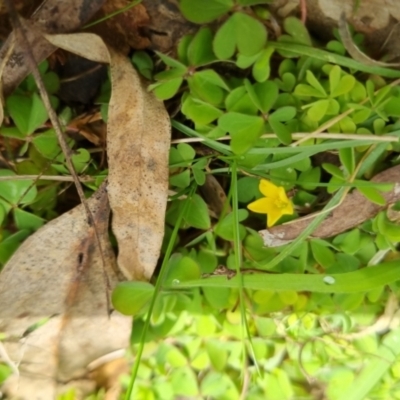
(114, 2, 400, 399)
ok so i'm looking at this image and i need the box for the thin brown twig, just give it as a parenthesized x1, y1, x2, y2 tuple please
(299, 0, 307, 24)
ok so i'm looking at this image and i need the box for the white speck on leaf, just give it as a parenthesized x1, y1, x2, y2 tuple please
(323, 276, 335, 285)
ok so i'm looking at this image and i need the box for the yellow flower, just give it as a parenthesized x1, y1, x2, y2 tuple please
(247, 179, 294, 228)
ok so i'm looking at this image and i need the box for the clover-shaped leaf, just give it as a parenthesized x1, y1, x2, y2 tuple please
(182, 95, 223, 125)
(218, 112, 264, 154)
(6, 93, 48, 136)
(188, 70, 230, 106)
(187, 27, 216, 66)
(0, 170, 37, 206)
(213, 12, 267, 59)
(329, 66, 355, 97)
(283, 17, 312, 46)
(244, 79, 278, 114)
(269, 106, 296, 144)
(112, 281, 155, 316)
(252, 46, 275, 82)
(180, 0, 233, 23)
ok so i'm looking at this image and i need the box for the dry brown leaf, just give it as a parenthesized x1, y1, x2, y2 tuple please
(0, 0, 106, 95)
(43, 32, 171, 280)
(141, 0, 197, 53)
(0, 24, 170, 397)
(200, 174, 230, 218)
(260, 164, 400, 247)
(89, 0, 150, 53)
(0, 182, 131, 398)
(107, 49, 170, 280)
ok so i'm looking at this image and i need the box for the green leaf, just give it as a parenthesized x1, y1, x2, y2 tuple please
(270, 106, 296, 122)
(0, 170, 37, 205)
(213, 12, 267, 59)
(188, 70, 229, 106)
(237, 177, 260, 202)
(215, 210, 248, 240)
(180, 0, 233, 23)
(177, 143, 196, 161)
(182, 95, 223, 125)
(13, 208, 45, 230)
(0, 203, 5, 225)
(201, 372, 239, 398)
(322, 163, 344, 179)
(192, 168, 206, 185)
(339, 117, 357, 133)
(187, 27, 216, 66)
(333, 229, 361, 255)
(269, 119, 292, 145)
(112, 281, 154, 316)
(306, 70, 327, 96)
(350, 81, 367, 102)
(307, 99, 329, 121)
(225, 86, 258, 114)
(384, 96, 400, 117)
(177, 34, 193, 65)
(43, 72, 60, 94)
(326, 40, 346, 55)
(185, 194, 211, 229)
(310, 239, 335, 268)
(170, 170, 191, 188)
(193, 69, 230, 91)
(329, 67, 355, 97)
(206, 341, 228, 371)
(165, 255, 201, 284)
(132, 51, 154, 79)
(338, 147, 355, 175)
(298, 167, 321, 190)
(283, 16, 312, 46)
(245, 80, 278, 114)
(6, 93, 48, 136)
(329, 65, 341, 94)
(71, 148, 91, 173)
(218, 112, 264, 153)
(236, 52, 260, 69)
(276, 72, 296, 92)
(150, 77, 183, 100)
(358, 186, 386, 206)
(366, 79, 375, 104)
(294, 84, 326, 98)
(166, 345, 188, 367)
(171, 367, 199, 396)
(32, 129, 60, 159)
(155, 51, 187, 70)
(203, 286, 231, 308)
(252, 46, 274, 82)
(0, 230, 30, 265)
(340, 328, 400, 400)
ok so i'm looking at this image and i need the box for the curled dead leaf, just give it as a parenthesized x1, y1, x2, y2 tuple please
(43, 32, 171, 281)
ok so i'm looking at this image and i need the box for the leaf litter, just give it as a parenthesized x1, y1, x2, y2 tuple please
(0, 6, 171, 398)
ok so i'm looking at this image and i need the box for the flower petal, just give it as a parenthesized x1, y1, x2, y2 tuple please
(267, 206, 283, 227)
(281, 201, 294, 216)
(259, 179, 280, 198)
(247, 198, 274, 214)
(277, 186, 290, 202)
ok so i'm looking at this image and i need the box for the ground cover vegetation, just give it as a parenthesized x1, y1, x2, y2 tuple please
(2, 1, 400, 399)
